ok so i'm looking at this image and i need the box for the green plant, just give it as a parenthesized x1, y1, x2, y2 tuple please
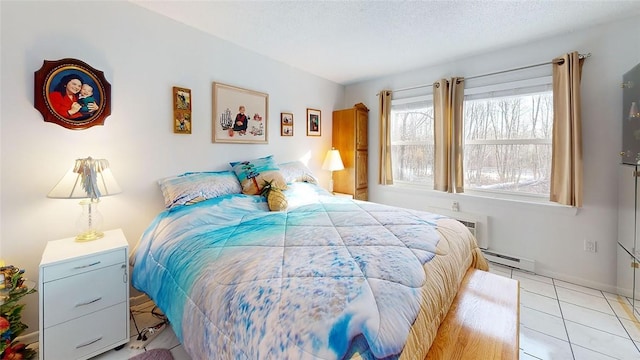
(0, 265, 36, 360)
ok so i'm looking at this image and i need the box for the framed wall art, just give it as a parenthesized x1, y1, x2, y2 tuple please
(281, 112, 293, 136)
(213, 82, 268, 144)
(306, 108, 321, 136)
(173, 86, 192, 134)
(34, 58, 111, 130)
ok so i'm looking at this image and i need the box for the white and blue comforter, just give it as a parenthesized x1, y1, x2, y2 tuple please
(131, 183, 487, 360)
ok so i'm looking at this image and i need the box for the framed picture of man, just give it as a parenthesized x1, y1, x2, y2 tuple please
(34, 58, 111, 130)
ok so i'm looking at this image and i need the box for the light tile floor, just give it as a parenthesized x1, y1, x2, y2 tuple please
(89, 262, 640, 360)
(488, 263, 640, 360)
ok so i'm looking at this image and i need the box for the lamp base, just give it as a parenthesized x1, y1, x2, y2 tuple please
(75, 199, 104, 242)
(75, 230, 105, 242)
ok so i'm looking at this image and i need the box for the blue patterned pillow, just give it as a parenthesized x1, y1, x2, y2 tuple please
(278, 161, 318, 184)
(158, 171, 242, 208)
(230, 155, 288, 195)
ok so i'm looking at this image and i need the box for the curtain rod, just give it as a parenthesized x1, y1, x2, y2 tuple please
(382, 52, 591, 95)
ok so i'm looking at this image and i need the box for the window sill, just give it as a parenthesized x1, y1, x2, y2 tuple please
(381, 183, 579, 215)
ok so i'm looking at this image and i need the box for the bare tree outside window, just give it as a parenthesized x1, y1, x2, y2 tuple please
(389, 87, 552, 197)
(390, 100, 435, 186)
(463, 92, 553, 195)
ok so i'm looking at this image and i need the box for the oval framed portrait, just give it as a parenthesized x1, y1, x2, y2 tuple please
(34, 58, 111, 130)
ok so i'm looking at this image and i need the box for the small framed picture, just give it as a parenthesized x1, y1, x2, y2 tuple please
(306, 108, 321, 136)
(173, 86, 192, 134)
(281, 112, 293, 136)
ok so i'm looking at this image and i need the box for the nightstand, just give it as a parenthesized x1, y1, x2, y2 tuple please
(38, 229, 130, 360)
(332, 192, 354, 199)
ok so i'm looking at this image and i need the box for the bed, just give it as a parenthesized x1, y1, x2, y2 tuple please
(130, 160, 496, 360)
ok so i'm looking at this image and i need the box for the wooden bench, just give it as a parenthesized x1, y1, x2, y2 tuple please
(426, 268, 520, 360)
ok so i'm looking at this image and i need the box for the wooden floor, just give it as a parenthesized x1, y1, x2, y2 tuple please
(426, 268, 520, 360)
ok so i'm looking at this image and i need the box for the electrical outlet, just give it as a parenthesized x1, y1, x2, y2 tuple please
(451, 201, 460, 212)
(584, 239, 597, 253)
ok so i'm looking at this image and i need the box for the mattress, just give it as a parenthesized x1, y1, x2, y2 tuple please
(131, 182, 488, 359)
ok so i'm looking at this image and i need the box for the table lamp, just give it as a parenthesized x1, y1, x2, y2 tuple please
(48, 157, 121, 241)
(322, 148, 344, 193)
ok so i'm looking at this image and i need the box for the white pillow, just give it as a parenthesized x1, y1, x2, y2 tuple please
(278, 161, 318, 184)
(158, 170, 242, 209)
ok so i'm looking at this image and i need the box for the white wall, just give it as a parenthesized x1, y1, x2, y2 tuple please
(346, 16, 640, 293)
(3, 0, 639, 339)
(0, 1, 344, 333)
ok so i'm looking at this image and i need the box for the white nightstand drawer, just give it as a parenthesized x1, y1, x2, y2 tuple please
(39, 229, 129, 360)
(42, 249, 125, 282)
(43, 262, 127, 328)
(42, 302, 128, 360)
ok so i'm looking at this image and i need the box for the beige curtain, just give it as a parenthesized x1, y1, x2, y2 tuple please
(378, 90, 394, 185)
(550, 52, 584, 207)
(451, 77, 465, 193)
(433, 78, 465, 192)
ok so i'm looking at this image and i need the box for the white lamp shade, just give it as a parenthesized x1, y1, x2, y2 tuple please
(48, 157, 121, 199)
(322, 149, 345, 172)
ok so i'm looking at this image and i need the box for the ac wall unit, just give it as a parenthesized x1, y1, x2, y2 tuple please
(456, 219, 477, 237)
(429, 206, 535, 273)
(450, 215, 488, 250)
(425, 206, 489, 249)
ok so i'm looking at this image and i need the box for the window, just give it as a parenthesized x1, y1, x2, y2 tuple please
(389, 77, 553, 198)
(390, 96, 434, 187)
(463, 77, 553, 196)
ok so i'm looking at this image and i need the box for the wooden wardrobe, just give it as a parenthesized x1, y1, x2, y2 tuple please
(332, 103, 369, 200)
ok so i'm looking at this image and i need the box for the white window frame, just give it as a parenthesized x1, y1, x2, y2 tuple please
(462, 76, 553, 199)
(390, 94, 435, 188)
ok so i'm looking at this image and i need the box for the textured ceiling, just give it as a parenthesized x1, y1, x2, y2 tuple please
(131, 1, 640, 85)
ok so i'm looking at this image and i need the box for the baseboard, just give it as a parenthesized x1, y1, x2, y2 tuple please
(536, 268, 619, 295)
(482, 249, 536, 273)
(17, 330, 38, 346)
(616, 286, 634, 299)
(130, 293, 151, 307)
(487, 253, 620, 295)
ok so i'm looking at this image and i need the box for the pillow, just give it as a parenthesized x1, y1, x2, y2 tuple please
(278, 161, 318, 184)
(158, 170, 242, 209)
(229, 155, 288, 195)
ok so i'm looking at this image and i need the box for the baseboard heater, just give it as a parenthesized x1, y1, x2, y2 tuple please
(482, 249, 536, 273)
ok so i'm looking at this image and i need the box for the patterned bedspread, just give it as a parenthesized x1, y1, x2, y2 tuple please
(131, 182, 487, 360)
